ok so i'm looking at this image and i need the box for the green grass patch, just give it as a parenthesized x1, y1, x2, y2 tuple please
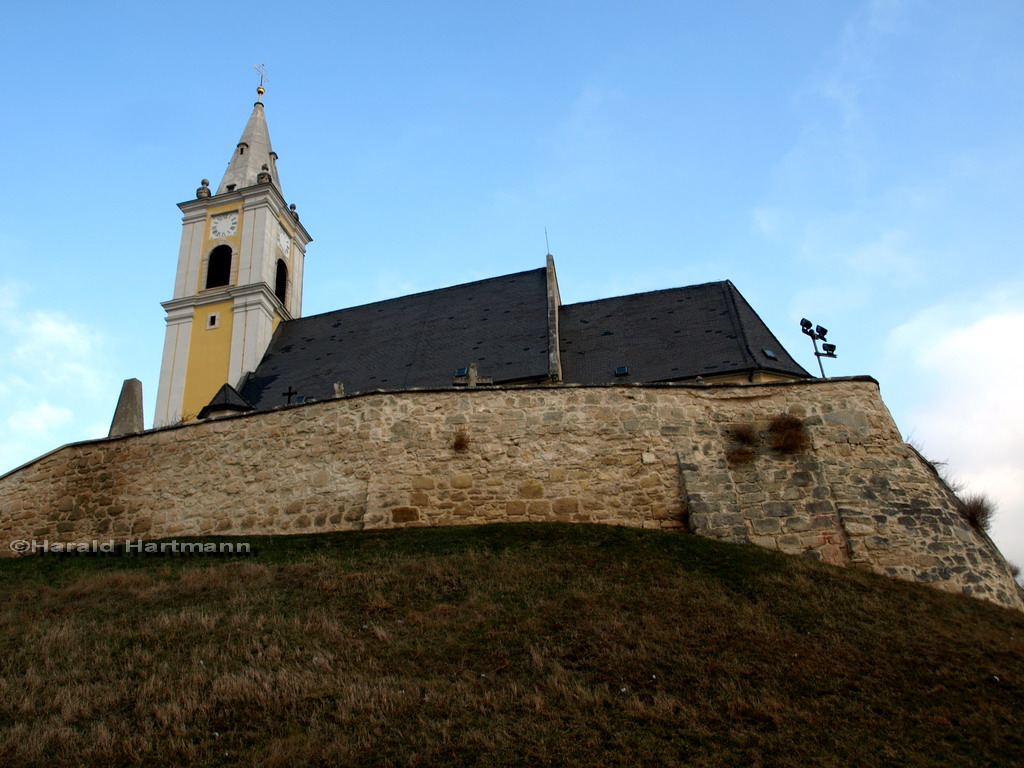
(1, 523, 1022, 767)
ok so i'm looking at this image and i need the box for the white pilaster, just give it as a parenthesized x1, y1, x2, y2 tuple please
(153, 305, 195, 427)
(226, 285, 284, 388)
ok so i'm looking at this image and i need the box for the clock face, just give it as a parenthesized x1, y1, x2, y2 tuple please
(210, 212, 238, 239)
(277, 227, 290, 253)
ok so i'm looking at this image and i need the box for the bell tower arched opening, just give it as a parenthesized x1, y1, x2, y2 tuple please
(206, 245, 232, 289)
(275, 259, 288, 304)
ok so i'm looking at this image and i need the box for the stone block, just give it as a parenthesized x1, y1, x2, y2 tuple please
(823, 411, 868, 430)
(519, 480, 544, 499)
(805, 500, 835, 514)
(844, 523, 875, 535)
(506, 500, 527, 516)
(553, 497, 580, 515)
(791, 471, 814, 487)
(751, 518, 782, 535)
(526, 500, 551, 515)
(451, 474, 473, 489)
(411, 477, 435, 490)
(763, 502, 795, 517)
(708, 512, 744, 527)
(392, 507, 419, 523)
(783, 516, 813, 533)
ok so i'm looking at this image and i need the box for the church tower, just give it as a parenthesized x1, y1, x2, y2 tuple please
(154, 84, 312, 427)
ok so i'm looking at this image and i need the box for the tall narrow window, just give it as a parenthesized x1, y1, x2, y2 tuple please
(275, 259, 288, 305)
(206, 245, 232, 288)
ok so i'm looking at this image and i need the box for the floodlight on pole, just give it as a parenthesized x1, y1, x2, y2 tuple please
(800, 318, 838, 378)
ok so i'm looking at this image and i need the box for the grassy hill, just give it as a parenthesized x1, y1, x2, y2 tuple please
(1, 523, 1022, 767)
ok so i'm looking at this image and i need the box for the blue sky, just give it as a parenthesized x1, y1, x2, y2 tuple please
(2, 1, 1022, 569)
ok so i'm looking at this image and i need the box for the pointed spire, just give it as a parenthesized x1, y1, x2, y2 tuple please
(216, 82, 283, 195)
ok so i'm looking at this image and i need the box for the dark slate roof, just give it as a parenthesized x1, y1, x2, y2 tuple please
(239, 268, 551, 409)
(558, 280, 809, 384)
(198, 383, 255, 419)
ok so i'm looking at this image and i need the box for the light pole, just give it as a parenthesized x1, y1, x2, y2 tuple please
(800, 318, 837, 378)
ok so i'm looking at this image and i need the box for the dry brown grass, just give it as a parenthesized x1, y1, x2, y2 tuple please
(1, 524, 1022, 767)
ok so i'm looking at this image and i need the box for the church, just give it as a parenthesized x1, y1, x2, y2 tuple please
(4, 84, 1020, 613)
(154, 86, 809, 427)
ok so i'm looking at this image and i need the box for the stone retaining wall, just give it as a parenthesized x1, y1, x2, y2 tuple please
(1, 378, 1020, 610)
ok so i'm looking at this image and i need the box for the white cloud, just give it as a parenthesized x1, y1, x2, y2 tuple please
(845, 229, 917, 276)
(0, 283, 115, 474)
(889, 301, 1024, 569)
(7, 402, 73, 435)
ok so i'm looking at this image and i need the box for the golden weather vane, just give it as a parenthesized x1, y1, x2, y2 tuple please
(253, 63, 268, 101)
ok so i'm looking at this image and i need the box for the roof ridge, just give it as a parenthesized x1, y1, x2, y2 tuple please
(724, 280, 812, 378)
(278, 267, 547, 324)
(560, 280, 731, 310)
(722, 280, 759, 370)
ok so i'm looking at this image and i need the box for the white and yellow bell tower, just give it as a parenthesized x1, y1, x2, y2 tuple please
(154, 83, 312, 426)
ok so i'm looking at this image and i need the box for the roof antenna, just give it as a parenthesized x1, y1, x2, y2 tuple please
(545, 227, 551, 256)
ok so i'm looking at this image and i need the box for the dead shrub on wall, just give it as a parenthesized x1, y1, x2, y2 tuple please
(731, 425, 757, 446)
(725, 425, 758, 466)
(451, 430, 471, 452)
(768, 414, 808, 454)
(959, 493, 996, 533)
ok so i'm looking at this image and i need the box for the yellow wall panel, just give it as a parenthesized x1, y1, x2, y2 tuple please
(181, 300, 234, 419)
